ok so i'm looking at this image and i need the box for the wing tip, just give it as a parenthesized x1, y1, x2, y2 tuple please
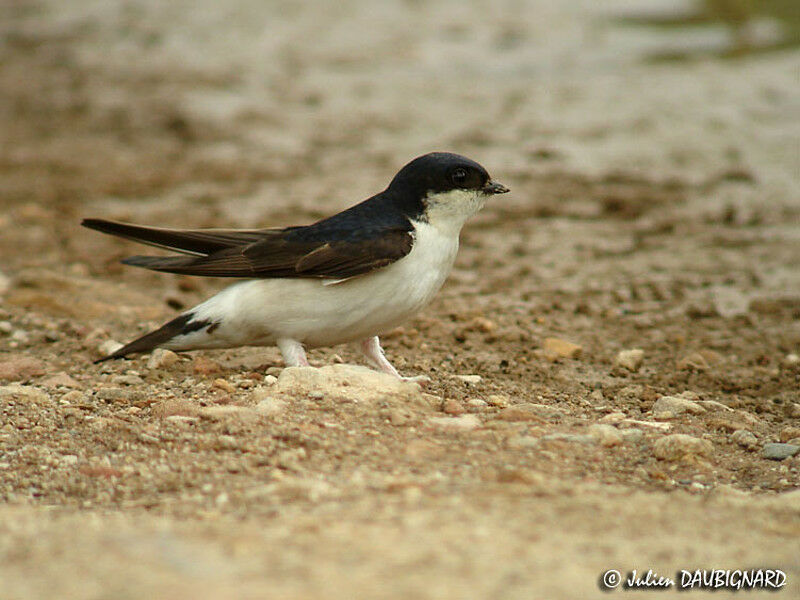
(81, 218, 109, 231)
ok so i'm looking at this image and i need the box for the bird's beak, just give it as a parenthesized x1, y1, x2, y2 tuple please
(482, 180, 510, 195)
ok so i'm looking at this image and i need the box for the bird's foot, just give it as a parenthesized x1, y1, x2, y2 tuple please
(358, 336, 429, 384)
(399, 374, 431, 386)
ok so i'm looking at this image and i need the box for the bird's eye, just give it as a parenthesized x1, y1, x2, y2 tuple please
(451, 168, 468, 186)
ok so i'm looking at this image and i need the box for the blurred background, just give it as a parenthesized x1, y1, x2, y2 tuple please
(0, 1, 798, 599)
(2, 0, 797, 299)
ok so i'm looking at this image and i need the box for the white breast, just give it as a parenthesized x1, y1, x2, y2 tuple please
(182, 219, 460, 349)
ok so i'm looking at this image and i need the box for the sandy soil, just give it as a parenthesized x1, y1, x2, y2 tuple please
(1, 1, 798, 598)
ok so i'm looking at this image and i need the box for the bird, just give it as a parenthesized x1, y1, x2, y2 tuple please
(82, 152, 509, 380)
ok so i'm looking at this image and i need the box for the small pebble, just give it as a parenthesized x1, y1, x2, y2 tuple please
(614, 348, 644, 372)
(152, 399, 199, 418)
(762, 443, 800, 461)
(455, 374, 482, 384)
(779, 426, 800, 443)
(731, 429, 758, 450)
(542, 337, 582, 360)
(41, 372, 82, 389)
(95, 387, 135, 403)
(98, 340, 123, 357)
(442, 398, 465, 415)
(165, 415, 199, 425)
(621, 429, 644, 443)
(487, 394, 509, 408)
(676, 351, 720, 371)
(112, 374, 144, 386)
(696, 400, 733, 412)
(59, 390, 85, 405)
(587, 424, 623, 447)
(783, 353, 799, 366)
(652, 394, 705, 419)
(653, 434, 713, 461)
(468, 317, 496, 333)
(146, 348, 180, 369)
(11, 330, 30, 344)
(212, 378, 236, 394)
(138, 432, 160, 444)
(599, 412, 626, 424)
(192, 356, 222, 375)
(467, 398, 488, 409)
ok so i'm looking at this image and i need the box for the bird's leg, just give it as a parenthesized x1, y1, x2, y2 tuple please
(359, 336, 429, 383)
(277, 338, 309, 367)
(360, 336, 400, 377)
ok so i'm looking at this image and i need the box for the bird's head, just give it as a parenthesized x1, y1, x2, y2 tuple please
(388, 152, 509, 229)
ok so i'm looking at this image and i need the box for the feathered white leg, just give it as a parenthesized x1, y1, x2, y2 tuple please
(277, 338, 309, 367)
(359, 336, 429, 383)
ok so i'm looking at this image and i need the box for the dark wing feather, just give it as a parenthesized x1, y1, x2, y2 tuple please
(84, 190, 417, 279)
(291, 233, 413, 278)
(82, 219, 271, 256)
(123, 229, 414, 279)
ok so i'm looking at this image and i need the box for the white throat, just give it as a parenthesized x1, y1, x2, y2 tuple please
(422, 189, 486, 237)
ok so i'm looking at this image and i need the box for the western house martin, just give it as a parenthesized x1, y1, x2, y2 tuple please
(83, 152, 509, 379)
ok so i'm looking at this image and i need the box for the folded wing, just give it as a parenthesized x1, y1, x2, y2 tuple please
(82, 218, 414, 280)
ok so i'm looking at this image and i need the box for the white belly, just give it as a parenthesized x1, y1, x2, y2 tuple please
(179, 221, 459, 349)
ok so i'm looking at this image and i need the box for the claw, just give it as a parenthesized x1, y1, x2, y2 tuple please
(401, 374, 431, 386)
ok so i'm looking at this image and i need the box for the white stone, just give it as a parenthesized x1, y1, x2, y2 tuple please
(731, 429, 758, 449)
(588, 424, 623, 447)
(98, 340, 123, 357)
(147, 348, 180, 369)
(467, 398, 488, 409)
(652, 394, 706, 419)
(274, 365, 423, 405)
(614, 348, 644, 371)
(654, 434, 713, 461)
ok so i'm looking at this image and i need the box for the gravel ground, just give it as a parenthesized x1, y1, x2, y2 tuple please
(1, 1, 798, 598)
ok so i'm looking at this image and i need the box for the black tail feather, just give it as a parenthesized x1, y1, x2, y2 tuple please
(81, 218, 268, 256)
(95, 313, 213, 363)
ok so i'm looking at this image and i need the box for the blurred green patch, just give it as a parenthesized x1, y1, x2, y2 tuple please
(616, 0, 800, 60)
